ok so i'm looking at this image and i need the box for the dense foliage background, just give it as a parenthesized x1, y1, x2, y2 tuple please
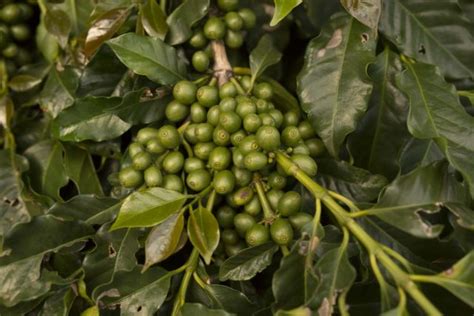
(0, 0, 473, 315)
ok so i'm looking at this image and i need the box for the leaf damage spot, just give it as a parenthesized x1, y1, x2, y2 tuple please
(315, 29, 343, 58)
(418, 44, 426, 55)
(443, 267, 454, 276)
(108, 245, 117, 257)
(361, 33, 369, 43)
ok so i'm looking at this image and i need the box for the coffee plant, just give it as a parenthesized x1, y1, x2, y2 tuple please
(0, 0, 473, 315)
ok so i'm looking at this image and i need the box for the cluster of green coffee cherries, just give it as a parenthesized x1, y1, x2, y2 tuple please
(188, 0, 256, 73)
(118, 76, 325, 255)
(0, 1, 34, 74)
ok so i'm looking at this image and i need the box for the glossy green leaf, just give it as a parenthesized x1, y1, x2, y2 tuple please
(84, 7, 132, 58)
(97, 266, 170, 315)
(398, 139, 443, 174)
(0, 151, 31, 236)
(111, 187, 187, 230)
(249, 35, 282, 89)
(110, 89, 170, 125)
(0, 298, 44, 316)
(316, 158, 388, 202)
(273, 250, 313, 309)
(47, 194, 119, 224)
(23, 140, 68, 200)
(59, 0, 94, 35)
(298, 14, 376, 157)
(459, 0, 474, 23)
(369, 162, 470, 238)
(8, 75, 43, 92)
(144, 213, 184, 270)
(82, 225, 140, 299)
(36, 22, 60, 62)
(0, 215, 94, 306)
(181, 303, 232, 316)
(426, 251, 474, 307)
(397, 62, 474, 198)
(63, 144, 103, 195)
(349, 48, 410, 180)
(39, 287, 76, 316)
(380, 0, 474, 80)
(166, 0, 210, 45)
(340, 0, 381, 29)
(44, 8, 72, 48)
(307, 241, 356, 310)
(270, 0, 303, 26)
(219, 243, 278, 281)
(188, 206, 220, 265)
(140, 0, 168, 39)
(40, 66, 79, 118)
(51, 96, 131, 142)
(107, 33, 187, 85)
(77, 46, 128, 97)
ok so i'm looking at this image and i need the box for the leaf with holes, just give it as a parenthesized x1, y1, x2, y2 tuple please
(340, 0, 381, 29)
(380, 0, 474, 80)
(298, 14, 376, 157)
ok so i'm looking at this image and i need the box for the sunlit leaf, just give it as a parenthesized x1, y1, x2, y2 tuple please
(188, 206, 220, 265)
(270, 0, 303, 27)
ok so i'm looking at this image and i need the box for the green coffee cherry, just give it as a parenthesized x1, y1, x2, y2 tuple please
(238, 8, 257, 30)
(243, 114, 262, 133)
(246, 224, 270, 247)
(244, 195, 261, 216)
(184, 124, 198, 144)
(289, 212, 313, 231)
(270, 218, 294, 245)
(239, 135, 260, 154)
(214, 170, 236, 194)
(217, 0, 239, 12)
(278, 191, 301, 217)
(268, 172, 287, 190)
(291, 154, 318, 176)
(217, 206, 236, 228)
(293, 143, 310, 155)
(158, 125, 181, 149)
(204, 17, 226, 40)
(190, 103, 207, 123)
(225, 30, 244, 49)
(219, 97, 237, 112)
(232, 148, 245, 168)
(225, 12, 244, 31)
(1, 4, 21, 24)
(184, 157, 206, 173)
(18, 4, 33, 20)
(189, 29, 208, 48)
(10, 24, 29, 41)
(213, 126, 231, 146)
(220, 111, 242, 133)
(239, 76, 252, 91)
(225, 241, 246, 257)
(256, 126, 280, 152)
(128, 142, 145, 157)
(136, 127, 159, 145)
(243, 151, 267, 171)
(219, 82, 238, 99)
(197, 85, 219, 107)
(255, 99, 270, 114)
(259, 113, 275, 127)
(283, 111, 300, 127)
(281, 126, 302, 147)
(194, 142, 215, 160)
(222, 229, 240, 245)
(268, 109, 284, 128)
(253, 82, 273, 100)
(306, 138, 326, 157)
(298, 121, 316, 140)
(163, 174, 184, 192)
(2, 42, 18, 58)
(207, 106, 221, 126)
(233, 186, 254, 206)
(186, 169, 211, 192)
(192, 51, 210, 72)
(232, 166, 252, 187)
(195, 123, 214, 142)
(234, 213, 257, 237)
(267, 189, 283, 210)
(230, 130, 247, 146)
(236, 100, 257, 118)
(162, 151, 185, 174)
(173, 80, 197, 105)
(144, 166, 163, 187)
(208, 146, 231, 170)
(132, 152, 153, 170)
(165, 100, 189, 122)
(119, 167, 144, 188)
